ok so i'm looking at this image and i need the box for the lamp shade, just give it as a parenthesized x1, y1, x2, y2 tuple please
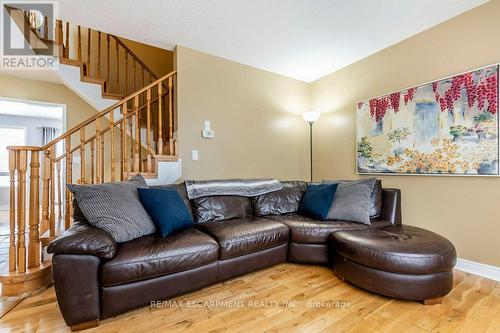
(302, 112, 320, 123)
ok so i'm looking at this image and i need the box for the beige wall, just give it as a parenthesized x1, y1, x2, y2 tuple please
(175, 46, 310, 181)
(0, 75, 98, 133)
(310, 0, 500, 266)
(120, 37, 174, 77)
(0, 74, 117, 182)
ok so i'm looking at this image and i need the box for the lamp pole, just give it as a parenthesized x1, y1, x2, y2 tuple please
(302, 112, 320, 183)
(308, 121, 313, 182)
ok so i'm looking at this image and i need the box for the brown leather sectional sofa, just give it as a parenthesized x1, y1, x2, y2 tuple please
(48, 180, 404, 330)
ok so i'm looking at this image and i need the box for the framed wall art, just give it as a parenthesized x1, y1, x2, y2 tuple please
(356, 64, 499, 176)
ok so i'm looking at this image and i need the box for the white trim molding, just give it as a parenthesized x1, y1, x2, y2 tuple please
(455, 258, 500, 281)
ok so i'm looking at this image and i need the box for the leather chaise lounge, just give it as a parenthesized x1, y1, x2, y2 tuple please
(47, 180, 456, 331)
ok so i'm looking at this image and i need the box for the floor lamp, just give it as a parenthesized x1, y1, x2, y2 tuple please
(302, 112, 320, 182)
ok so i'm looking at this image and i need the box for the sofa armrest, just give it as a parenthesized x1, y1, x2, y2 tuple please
(52, 254, 101, 327)
(47, 221, 117, 259)
(381, 188, 402, 225)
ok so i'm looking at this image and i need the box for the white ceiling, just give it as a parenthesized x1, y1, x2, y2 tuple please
(57, 0, 487, 82)
(0, 99, 64, 119)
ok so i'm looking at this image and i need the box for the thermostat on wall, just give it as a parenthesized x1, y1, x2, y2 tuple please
(201, 120, 215, 138)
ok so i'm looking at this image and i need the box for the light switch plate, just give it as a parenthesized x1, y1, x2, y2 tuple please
(191, 150, 199, 160)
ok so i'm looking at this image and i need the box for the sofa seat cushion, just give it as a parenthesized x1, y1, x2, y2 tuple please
(330, 225, 457, 274)
(101, 228, 219, 286)
(196, 218, 289, 259)
(265, 214, 392, 244)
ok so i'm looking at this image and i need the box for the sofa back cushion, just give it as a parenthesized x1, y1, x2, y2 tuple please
(252, 181, 306, 216)
(191, 196, 254, 224)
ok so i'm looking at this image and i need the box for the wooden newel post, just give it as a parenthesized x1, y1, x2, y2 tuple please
(41, 150, 50, 237)
(65, 137, 72, 229)
(28, 150, 40, 268)
(16, 150, 27, 273)
(49, 146, 56, 237)
(8, 149, 17, 272)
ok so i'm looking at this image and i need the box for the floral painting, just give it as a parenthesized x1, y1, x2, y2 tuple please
(356, 64, 499, 176)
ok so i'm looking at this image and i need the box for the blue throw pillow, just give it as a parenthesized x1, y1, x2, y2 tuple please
(298, 183, 339, 220)
(138, 188, 193, 237)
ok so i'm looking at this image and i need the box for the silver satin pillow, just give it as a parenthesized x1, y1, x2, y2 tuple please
(325, 178, 377, 225)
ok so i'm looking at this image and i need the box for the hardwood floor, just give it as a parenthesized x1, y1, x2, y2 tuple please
(0, 264, 499, 332)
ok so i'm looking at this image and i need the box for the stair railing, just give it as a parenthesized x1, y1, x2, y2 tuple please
(6, 70, 176, 276)
(18, 6, 160, 96)
(55, 19, 162, 97)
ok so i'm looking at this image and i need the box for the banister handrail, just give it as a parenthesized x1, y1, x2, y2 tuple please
(53, 90, 167, 163)
(111, 35, 159, 80)
(42, 70, 176, 150)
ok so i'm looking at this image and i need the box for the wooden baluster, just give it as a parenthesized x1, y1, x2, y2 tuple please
(80, 128, 86, 184)
(87, 28, 91, 76)
(56, 20, 63, 58)
(77, 25, 82, 61)
(97, 31, 101, 78)
(110, 110, 115, 181)
(100, 131, 105, 183)
(57, 160, 62, 220)
(28, 150, 40, 269)
(157, 83, 163, 155)
(125, 53, 128, 95)
(141, 69, 145, 105)
(65, 22, 69, 58)
(129, 113, 134, 168)
(168, 76, 174, 154)
(95, 119, 101, 184)
(65, 137, 72, 229)
(121, 104, 128, 179)
(44, 16, 48, 39)
(106, 34, 110, 92)
(16, 150, 27, 273)
(133, 59, 136, 92)
(120, 123, 124, 180)
(49, 146, 56, 235)
(146, 89, 152, 172)
(134, 96, 140, 172)
(41, 151, 50, 237)
(90, 139, 95, 184)
(8, 149, 16, 271)
(116, 41, 119, 95)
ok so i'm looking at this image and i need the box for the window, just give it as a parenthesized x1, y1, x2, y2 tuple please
(0, 126, 26, 186)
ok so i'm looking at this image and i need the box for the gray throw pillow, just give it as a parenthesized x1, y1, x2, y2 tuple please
(67, 174, 156, 242)
(325, 178, 377, 225)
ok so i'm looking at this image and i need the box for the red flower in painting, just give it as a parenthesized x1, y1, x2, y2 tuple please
(403, 88, 416, 105)
(432, 82, 438, 93)
(389, 92, 401, 113)
(364, 67, 498, 119)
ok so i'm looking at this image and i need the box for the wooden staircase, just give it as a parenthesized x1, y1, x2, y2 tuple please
(0, 6, 178, 296)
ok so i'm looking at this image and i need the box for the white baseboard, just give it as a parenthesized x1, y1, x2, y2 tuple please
(455, 258, 500, 281)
